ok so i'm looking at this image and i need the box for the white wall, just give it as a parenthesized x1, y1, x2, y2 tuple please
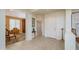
(65, 10, 76, 50)
(0, 10, 5, 49)
(44, 11, 65, 40)
(26, 13, 32, 40)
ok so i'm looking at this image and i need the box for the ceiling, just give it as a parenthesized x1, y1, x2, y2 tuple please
(16, 9, 64, 14)
(7, 9, 79, 15)
(32, 9, 64, 14)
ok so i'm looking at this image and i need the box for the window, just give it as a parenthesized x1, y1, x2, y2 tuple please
(32, 18, 35, 27)
(10, 18, 20, 30)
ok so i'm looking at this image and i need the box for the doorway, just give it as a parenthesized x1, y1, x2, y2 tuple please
(36, 20, 42, 36)
(5, 16, 26, 46)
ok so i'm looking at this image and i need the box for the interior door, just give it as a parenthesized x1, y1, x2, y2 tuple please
(37, 21, 42, 36)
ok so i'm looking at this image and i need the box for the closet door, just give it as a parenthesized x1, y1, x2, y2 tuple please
(45, 14, 56, 38)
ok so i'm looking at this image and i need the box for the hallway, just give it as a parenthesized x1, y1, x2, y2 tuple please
(6, 36, 64, 50)
(0, 9, 76, 50)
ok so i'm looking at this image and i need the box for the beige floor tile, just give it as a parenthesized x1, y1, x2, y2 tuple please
(6, 36, 64, 50)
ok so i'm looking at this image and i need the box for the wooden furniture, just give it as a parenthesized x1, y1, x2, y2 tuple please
(6, 28, 16, 41)
(11, 28, 19, 34)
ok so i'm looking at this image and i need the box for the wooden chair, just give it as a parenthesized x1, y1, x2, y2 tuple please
(6, 28, 16, 41)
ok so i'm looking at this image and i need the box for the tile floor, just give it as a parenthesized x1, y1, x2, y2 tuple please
(6, 36, 64, 50)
